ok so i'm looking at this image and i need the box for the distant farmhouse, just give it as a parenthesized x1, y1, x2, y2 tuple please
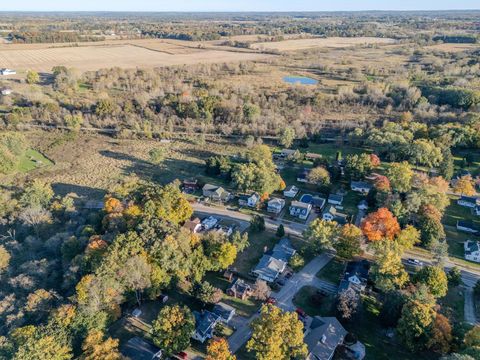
(202, 184, 232, 202)
(465, 240, 480, 263)
(0, 68, 16, 76)
(350, 181, 372, 194)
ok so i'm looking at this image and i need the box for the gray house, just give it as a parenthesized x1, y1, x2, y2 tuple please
(305, 317, 348, 360)
(121, 337, 162, 360)
(252, 238, 296, 283)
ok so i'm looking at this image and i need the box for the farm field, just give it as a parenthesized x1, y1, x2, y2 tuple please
(0, 41, 271, 72)
(250, 36, 396, 51)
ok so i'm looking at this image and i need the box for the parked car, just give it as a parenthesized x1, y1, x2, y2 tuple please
(174, 351, 188, 359)
(406, 258, 424, 266)
(296, 308, 307, 318)
(265, 297, 277, 305)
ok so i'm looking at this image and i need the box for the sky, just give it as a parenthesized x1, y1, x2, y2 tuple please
(1, 0, 479, 12)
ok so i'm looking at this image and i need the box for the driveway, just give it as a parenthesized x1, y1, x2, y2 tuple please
(464, 287, 479, 325)
(228, 253, 334, 353)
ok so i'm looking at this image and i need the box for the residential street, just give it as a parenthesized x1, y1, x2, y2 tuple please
(227, 253, 334, 353)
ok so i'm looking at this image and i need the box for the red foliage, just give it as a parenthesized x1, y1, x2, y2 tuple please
(361, 207, 400, 241)
(370, 154, 381, 167)
(374, 175, 391, 192)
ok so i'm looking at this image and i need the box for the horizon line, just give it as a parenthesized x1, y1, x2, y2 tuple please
(0, 9, 479, 13)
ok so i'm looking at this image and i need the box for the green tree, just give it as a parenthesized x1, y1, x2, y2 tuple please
(276, 224, 285, 238)
(193, 281, 223, 304)
(334, 224, 363, 260)
(371, 240, 409, 292)
(303, 219, 339, 254)
(149, 148, 167, 164)
(279, 127, 296, 148)
(26, 70, 40, 84)
(409, 139, 443, 167)
(387, 161, 413, 193)
(344, 153, 373, 180)
(247, 305, 307, 360)
(397, 298, 436, 351)
(447, 267, 462, 287)
(395, 225, 420, 251)
(151, 305, 195, 356)
(288, 253, 305, 271)
(250, 215, 265, 233)
(414, 266, 448, 298)
(307, 167, 331, 189)
(20, 180, 54, 208)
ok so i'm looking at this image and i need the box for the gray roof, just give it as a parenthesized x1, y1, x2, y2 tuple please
(457, 220, 479, 231)
(121, 337, 161, 360)
(312, 196, 326, 207)
(291, 200, 311, 209)
(324, 205, 348, 224)
(253, 255, 286, 280)
(203, 183, 219, 192)
(459, 195, 479, 204)
(465, 240, 480, 254)
(351, 181, 372, 190)
(193, 310, 219, 337)
(271, 238, 296, 262)
(328, 194, 344, 202)
(305, 317, 347, 360)
(212, 302, 235, 320)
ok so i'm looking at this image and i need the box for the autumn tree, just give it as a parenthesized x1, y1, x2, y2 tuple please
(14, 333, 72, 360)
(427, 314, 452, 354)
(370, 154, 381, 167)
(0, 245, 11, 272)
(303, 219, 339, 254)
(206, 338, 236, 360)
(151, 305, 195, 356)
(26, 70, 40, 84)
(306, 167, 330, 189)
(361, 208, 400, 241)
(371, 240, 408, 292)
(395, 225, 420, 251)
(247, 305, 307, 360)
(337, 288, 359, 321)
(344, 153, 373, 180)
(252, 280, 271, 301)
(374, 175, 391, 192)
(414, 266, 448, 298)
(279, 127, 296, 148)
(453, 175, 476, 196)
(288, 253, 305, 271)
(334, 224, 363, 260)
(417, 205, 446, 249)
(80, 330, 122, 360)
(387, 161, 413, 193)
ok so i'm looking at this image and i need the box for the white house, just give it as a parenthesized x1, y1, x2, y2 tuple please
(201, 216, 219, 231)
(475, 205, 480, 216)
(252, 238, 296, 282)
(289, 201, 312, 220)
(322, 205, 348, 225)
(350, 181, 372, 194)
(212, 302, 236, 324)
(192, 310, 220, 343)
(458, 196, 480, 209)
(465, 240, 480, 263)
(0, 68, 16, 76)
(267, 198, 285, 214)
(284, 185, 299, 198)
(358, 200, 369, 210)
(238, 192, 260, 208)
(1, 88, 12, 95)
(328, 194, 344, 206)
(280, 149, 296, 158)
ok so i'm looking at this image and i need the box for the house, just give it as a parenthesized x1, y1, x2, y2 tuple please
(305, 317, 348, 360)
(297, 169, 311, 183)
(0, 68, 16, 76)
(238, 192, 260, 208)
(457, 220, 479, 234)
(338, 260, 370, 294)
(458, 196, 480, 209)
(182, 178, 198, 191)
(192, 310, 220, 343)
(201, 216, 219, 231)
(312, 196, 326, 210)
(357, 200, 368, 211)
(305, 152, 322, 162)
(322, 205, 348, 225)
(212, 302, 236, 324)
(284, 185, 299, 198)
(183, 217, 202, 233)
(280, 149, 296, 158)
(290, 200, 312, 220)
(227, 278, 252, 300)
(202, 184, 232, 202)
(476, 205, 480, 216)
(121, 337, 162, 360)
(267, 198, 285, 214)
(465, 240, 480, 263)
(252, 238, 296, 283)
(350, 181, 372, 194)
(213, 225, 234, 237)
(328, 194, 344, 206)
(1, 88, 12, 95)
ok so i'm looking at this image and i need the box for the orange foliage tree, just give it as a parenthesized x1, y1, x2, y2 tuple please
(104, 197, 124, 213)
(370, 154, 381, 167)
(374, 175, 391, 192)
(361, 208, 400, 241)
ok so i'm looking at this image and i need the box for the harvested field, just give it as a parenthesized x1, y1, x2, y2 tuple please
(0, 39, 270, 72)
(425, 43, 480, 52)
(250, 36, 396, 52)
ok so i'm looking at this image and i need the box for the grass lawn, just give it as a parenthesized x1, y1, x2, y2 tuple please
(316, 258, 345, 285)
(305, 143, 369, 160)
(443, 199, 480, 228)
(444, 228, 471, 259)
(438, 285, 465, 323)
(17, 149, 53, 172)
(232, 229, 278, 277)
(341, 190, 364, 217)
(292, 286, 336, 317)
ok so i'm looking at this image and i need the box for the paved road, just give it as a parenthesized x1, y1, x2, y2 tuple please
(464, 287, 479, 325)
(228, 253, 334, 353)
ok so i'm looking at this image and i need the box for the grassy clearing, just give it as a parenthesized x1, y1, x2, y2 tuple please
(17, 149, 53, 172)
(438, 285, 465, 322)
(443, 199, 480, 228)
(292, 286, 335, 317)
(316, 258, 345, 284)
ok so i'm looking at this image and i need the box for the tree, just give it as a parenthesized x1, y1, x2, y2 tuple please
(414, 266, 448, 298)
(374, 175, 391, 192)
(370, 154, 381, 167)
(397, 298, 436, 351)
(395, 225, 420, 251)
(379, 290, 407, 327)
(453, 175, 476, 196)
(371, 240, 408, 292)
(26, 70, 40, 84)
(307, 167, 330, 189)
(143, 182, 193, 224)
(80, 330, 122, 360)
(334, 224, 363, 260)
(193, 281, 223, 304)
(252, 280, 271, 301)
(427, 314, 452, 354)
(0, 245, 10, 272)
(361, 208, 400, 242)
(438, 149, 455, 180)
(337, 288, 359, 321)
(14, 334, 72, 360)
(119, 256, 151, 307)
(447, 267, 462, 287)
(250, 215, 265, 233)
(247, 305, 307, 360)
(279, 127, 295, 148)
(387, 162, 413, 193)
(149, 148, 167, 164)
(464, 325, 480, 348)
(151, 305, 195, 356)
(418, 206, 446, 249)
(276, 224, 285, 238)
(231, 231, 249, 253)
(303, 219, 339, 254)
(344, 153, 373, 180)
(288, 253, 305, 271)
(409, 139, 443, 168)
(20, 180, 54, 208)
(206, 338, 236, 360)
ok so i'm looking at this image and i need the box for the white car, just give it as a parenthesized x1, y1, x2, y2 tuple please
(406, 258, 423, 266)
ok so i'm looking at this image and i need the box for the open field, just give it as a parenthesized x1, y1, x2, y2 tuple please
(250, 36, 396, 52)
(0, 42, 270, 72)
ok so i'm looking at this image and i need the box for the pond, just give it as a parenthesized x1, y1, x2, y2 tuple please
(283, 76, 318, 85)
